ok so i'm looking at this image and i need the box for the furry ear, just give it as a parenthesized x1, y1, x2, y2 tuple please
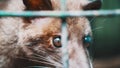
(23, 0, 53, 10)
(83, 0, 102, 10)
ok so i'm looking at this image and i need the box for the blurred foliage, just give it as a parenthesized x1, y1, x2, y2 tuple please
(91, 0, 120, 58)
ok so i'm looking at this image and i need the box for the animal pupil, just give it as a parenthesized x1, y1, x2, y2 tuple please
(52, 36, 61, 48)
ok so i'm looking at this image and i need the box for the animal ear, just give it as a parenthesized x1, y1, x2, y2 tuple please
(83, 0, 102, 10)
(23, 0, 53, 10)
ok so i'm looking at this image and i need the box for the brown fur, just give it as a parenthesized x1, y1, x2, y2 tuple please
(0, 0, 101, 68)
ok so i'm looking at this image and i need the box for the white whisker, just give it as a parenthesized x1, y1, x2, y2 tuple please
(92, 27, 104, 32)
(16, 56, 55, 67)
(49, 54, 62, 64)
(90, 17, 96, 23)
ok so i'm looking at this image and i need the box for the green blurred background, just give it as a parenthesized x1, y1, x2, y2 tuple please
(92, 0, 120, 68)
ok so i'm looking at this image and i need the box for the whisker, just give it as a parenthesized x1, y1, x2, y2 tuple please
(15, 56, 30, 60)
(42, 50, 62, 64)
(49, 54, 62, 64)
(32, 54, 62, 64)
(90, 17, 96, 23)
(30, 54, 59, 65)
(92, 18, 108, 32)
(27, 46, 46, 54)
(31, 54, 62, 67)
(16, 56, 55, 67)
(101, 19, 107, 23)
(31, 53, 48, 60)
(27, 59, 55, 66)
(92, 27, 104, 32)
(47, 57, 62, 68)
(90, 17, 107, 24)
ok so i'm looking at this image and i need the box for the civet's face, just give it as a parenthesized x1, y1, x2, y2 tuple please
(0, 0, 101, 68)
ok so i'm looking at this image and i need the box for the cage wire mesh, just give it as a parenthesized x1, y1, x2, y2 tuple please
(0, 0, 120, 68)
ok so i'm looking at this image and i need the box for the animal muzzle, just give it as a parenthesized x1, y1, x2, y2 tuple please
(68, 39, 93, 68)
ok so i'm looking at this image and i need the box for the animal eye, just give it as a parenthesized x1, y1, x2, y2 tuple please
(83, 35, 92, 45)
(52, 36, 62, 48)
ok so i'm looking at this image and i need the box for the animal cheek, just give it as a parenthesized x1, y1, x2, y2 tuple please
(18, 45, 34, 57)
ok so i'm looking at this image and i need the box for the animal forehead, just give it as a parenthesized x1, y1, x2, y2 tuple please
(51, 0, 87, 10)
(28, 18, 61, 36)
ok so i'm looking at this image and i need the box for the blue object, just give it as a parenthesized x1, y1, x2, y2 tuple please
(84, 35, 92, 43)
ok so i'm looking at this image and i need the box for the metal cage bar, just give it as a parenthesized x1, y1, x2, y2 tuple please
(0, 10, 120, 17)
(60, 0, 69, 68)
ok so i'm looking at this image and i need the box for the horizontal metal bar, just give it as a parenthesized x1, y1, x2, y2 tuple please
(0, 9, 120, 17)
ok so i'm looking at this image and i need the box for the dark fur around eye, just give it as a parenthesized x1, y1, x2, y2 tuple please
(26, 37, 48, 46)
(26, 38, 41, 46)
